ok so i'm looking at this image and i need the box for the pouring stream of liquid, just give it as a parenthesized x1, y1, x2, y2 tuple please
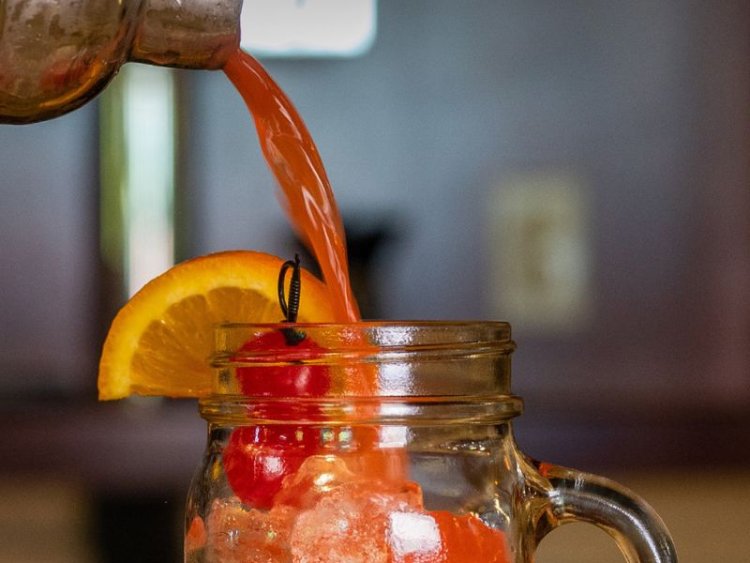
(224, 50, 360, 323)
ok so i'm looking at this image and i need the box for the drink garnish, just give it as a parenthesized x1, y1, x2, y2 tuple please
(97, 251, 336, 400)
(223, 255, 331, 508)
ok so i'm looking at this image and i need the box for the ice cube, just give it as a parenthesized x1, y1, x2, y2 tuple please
(290, 492, 390, 562)
(286, 469, 429, 563)
(206, 497, 295, 563)
(274, 454, 358, 509)
(388, 511, 442, 561)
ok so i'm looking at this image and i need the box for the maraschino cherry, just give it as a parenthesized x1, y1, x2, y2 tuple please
(223, 256, 330, 508)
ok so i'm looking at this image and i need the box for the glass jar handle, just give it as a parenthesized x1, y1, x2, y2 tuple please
(532, 462, 678, 562)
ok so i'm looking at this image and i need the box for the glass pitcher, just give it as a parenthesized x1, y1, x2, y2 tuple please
(185, 322, 677, 562)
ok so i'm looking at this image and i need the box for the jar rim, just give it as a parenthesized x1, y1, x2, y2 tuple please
(216, 320, 511, 330)
(212, 320, 515, 362)
(205, 321, 519, 424)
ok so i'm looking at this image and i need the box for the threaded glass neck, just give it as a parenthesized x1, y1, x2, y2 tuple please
(201, 321, 522, 426)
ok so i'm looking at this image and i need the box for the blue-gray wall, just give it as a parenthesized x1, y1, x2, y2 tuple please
(0, 1, 748, 421)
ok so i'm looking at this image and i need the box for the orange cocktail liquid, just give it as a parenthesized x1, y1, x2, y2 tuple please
(223, 46, 397, 481)
(199, 49, 511, 562)
(223, 50, 359, 324)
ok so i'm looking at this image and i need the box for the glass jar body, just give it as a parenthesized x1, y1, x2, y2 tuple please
(184, 322, 676, 563)
(186, 419, 537, 562)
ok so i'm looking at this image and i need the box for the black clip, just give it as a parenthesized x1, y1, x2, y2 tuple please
(278, 254, 302, 323)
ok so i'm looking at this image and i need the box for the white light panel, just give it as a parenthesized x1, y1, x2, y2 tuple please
(121, 65, 176, 296)
(241, 0, 377, 58)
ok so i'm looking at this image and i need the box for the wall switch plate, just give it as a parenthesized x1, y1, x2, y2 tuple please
(488, 172, 592, 332)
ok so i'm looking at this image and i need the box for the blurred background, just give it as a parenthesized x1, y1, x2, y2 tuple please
(0, 1, 748, 561)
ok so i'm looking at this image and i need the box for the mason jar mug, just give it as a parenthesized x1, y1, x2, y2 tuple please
(185, 322, 677, 562)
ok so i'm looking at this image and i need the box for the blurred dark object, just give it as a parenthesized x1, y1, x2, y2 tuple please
(92, 494, 182, 563)
(291, 213, 401, 320)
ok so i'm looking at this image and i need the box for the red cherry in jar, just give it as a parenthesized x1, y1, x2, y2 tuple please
(223, 329, 330, 508)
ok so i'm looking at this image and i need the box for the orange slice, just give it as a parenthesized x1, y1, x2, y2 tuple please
(98, 250, 335, 400)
